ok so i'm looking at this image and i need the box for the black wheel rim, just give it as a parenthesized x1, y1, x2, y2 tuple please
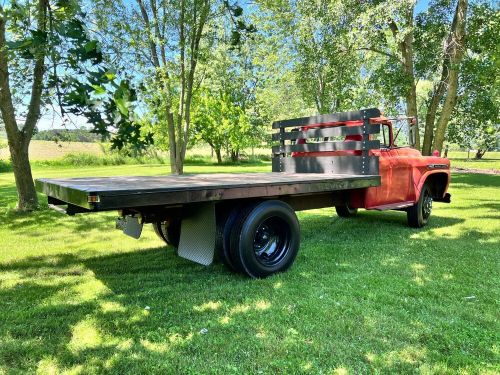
(422, 191, 433, 219)
(253, 217, 290, 267)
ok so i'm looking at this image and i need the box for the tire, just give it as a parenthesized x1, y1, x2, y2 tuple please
(153, 219, 181, 248)
(214, 206, 242, 272)
(335, 204, 358, 217)
(229, 200, 300, 278)
(407, 184, 433, 228)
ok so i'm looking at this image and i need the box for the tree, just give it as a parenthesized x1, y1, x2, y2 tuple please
(0, 1, 140, 211)
(446, 1, 499, 159)
(346, 0, 469, 154)
(420, 0, 468, 155)
(246, 9, 312, 124)
(257, 0, 362, 114)
(192, 91, 253, 163)
(94, 0, 252, 174)
(0, 0, 48, 211)
(191, 33, 266, 162)
(347, 0, 420, 146)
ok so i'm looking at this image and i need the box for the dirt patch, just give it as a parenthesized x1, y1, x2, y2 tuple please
(452, 167, 500, 175)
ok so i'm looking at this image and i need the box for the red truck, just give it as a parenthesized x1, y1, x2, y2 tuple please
(36, 108, 451, 278)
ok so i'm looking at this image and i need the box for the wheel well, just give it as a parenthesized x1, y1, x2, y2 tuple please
(424, 173, 448, 199)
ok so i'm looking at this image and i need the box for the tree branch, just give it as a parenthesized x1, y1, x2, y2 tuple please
(22, 0, 48, 140)
(354, 47, 401, 62)
(137, 0, 160, 67)
(0, 6, 19, 139)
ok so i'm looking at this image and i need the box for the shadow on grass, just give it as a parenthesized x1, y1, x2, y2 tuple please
(0, 210, 497, 373)
(0, 184, 113, 236)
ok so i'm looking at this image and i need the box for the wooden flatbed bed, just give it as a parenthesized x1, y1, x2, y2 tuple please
(36, 172, 381, 212)
(35, 108, 388, 277)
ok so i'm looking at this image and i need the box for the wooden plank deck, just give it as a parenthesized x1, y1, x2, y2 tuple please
(36, 172, 381, 211)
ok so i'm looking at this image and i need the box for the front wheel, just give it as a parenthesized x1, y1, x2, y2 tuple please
(407, 184, 433, 228)
(229, 200, 300, 278)
(335, 204, 358, 218)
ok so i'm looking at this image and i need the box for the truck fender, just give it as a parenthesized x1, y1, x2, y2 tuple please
(414, 170, 450, 202)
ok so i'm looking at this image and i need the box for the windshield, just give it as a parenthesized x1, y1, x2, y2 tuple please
(392, 118, 413, 148)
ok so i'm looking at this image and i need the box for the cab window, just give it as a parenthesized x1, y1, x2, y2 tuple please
(372, 124, 391, 148)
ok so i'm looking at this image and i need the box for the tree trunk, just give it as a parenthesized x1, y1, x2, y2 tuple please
(432, 70, 460, 154)
(9, 140, 38, 210)
(166, 112, 178, 174)
(405, 83, 419, 149)
(215, 148, 222, 164)
(231, 150, 239, 163)
(475, 149, 486, 159)
(389, 9, 420, 149)
(422, 77, 447, 155)
(432, 0, 468, 154)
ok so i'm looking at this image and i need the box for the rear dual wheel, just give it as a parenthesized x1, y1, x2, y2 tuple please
(153, 219, 181, 248)
(228, 200, 300, 278)
(154, 200, 301, 278)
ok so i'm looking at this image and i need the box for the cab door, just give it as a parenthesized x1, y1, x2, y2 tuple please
(389, 148, 412, 202)
(386, 148, 412, 203)
(365, 124, 411, 207)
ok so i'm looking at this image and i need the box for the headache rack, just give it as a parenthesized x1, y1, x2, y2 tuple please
(272, 107, 382, 175)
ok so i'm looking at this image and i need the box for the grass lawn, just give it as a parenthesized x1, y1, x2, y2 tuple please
(447, 151, 500, 171)
(0, 163, 499, 374)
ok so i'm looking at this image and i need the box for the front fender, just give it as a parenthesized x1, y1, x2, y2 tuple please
(414, 169, 451, 202)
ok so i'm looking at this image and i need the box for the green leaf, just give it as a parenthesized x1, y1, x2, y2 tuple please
(115, 98, 129, 116)
(104, 71, 116, 81)
(84, 40, 98, 53)
(91, 85, 106, 95)
(6, 39, 33, 50)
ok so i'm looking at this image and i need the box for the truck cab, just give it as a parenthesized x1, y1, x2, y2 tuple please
(291, 115, 451, 227)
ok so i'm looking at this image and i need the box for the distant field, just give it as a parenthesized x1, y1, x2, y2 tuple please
(0, 140, 104, 161)
(0, 141, 270, 162)
(1, 141, 499, 171)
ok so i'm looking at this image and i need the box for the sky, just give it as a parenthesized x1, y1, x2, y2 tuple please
(36, 0, 432, 131)
(415, 0, 431, 14)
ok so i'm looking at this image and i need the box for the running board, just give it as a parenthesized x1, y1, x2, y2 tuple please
(368, 201, 415, 211)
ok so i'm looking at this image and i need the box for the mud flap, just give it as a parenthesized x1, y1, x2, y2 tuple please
(116, 215, 143, 239)
(177, 202, 216, 266)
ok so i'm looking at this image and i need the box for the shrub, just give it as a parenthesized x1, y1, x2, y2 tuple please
(0, 160, 12, 173)
(33, 152, 168, 168)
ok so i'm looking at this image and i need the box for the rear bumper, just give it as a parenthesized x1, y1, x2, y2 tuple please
(434, 193, 451, 203)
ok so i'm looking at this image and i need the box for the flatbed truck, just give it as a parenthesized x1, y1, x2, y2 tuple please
(36, 108, 451, 278)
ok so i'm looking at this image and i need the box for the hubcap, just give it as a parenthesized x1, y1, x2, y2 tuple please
(423, 192, 433, 219)
(253, 218, 289, 267)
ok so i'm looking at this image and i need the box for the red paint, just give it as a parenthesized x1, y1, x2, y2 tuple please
(292, 117, 451, 210)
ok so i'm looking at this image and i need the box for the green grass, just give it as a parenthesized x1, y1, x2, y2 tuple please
(0, 163, 499, 374)
(447, 151, 500, 171)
